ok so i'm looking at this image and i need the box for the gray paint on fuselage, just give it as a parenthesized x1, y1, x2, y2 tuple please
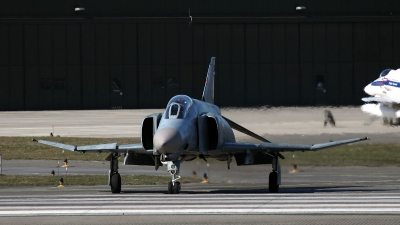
(157, 96, 234, 154)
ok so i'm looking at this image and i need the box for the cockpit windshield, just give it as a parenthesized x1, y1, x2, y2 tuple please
(380, 69, 393, 78)
(165, 95, 193, 119)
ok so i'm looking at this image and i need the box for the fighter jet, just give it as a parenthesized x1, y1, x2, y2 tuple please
(33, 57, 369, 194)
(361, 69, 400, 125)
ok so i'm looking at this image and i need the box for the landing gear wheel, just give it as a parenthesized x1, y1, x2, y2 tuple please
(269, 171, 279, 193)
(168, 181, 173, 194)
(173, 182, 181, 194)
(111, 173, 121, 194)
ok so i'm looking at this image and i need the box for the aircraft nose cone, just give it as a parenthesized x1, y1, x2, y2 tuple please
(153, 128, 183, 154)
(364, 84, 373, 96)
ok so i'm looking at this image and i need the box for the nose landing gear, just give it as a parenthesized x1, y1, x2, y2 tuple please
(166, 160, 181, 194)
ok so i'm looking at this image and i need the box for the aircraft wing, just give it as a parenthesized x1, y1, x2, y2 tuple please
(362, 96, 400, 104)
(32, 139, 149, 154)
(221, 137, 369, 154)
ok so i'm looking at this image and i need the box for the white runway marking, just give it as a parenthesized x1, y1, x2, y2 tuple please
(1, 193, 400, 216)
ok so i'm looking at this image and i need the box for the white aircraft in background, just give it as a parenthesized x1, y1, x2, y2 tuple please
(362, 69, 400, 125)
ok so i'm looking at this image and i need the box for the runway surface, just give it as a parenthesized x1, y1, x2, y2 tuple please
(1, 185, 400, 224)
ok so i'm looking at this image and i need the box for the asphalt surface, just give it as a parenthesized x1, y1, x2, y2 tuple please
(1, 108, 400, 224)
(1, 184, 400, 224)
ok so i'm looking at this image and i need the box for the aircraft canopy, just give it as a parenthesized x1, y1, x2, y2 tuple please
(165, 95, 193, 119)
(380, 68, 394, 77)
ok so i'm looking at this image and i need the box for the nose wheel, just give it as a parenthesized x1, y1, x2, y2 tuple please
(166, 160, 181, 194)
(168, 181, 181, 194)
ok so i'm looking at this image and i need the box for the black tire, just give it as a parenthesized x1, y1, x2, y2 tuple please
(173, 182, 181, 194)
(111, 173, 121, 194)
(168, 181, 173, 194)
(269, 172, 279, 193)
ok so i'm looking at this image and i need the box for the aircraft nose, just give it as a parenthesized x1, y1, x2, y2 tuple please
(153, 128, 183, 154)
(364, 84, 374, 96)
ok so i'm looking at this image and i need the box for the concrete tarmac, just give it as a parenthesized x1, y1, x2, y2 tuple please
(0, 107, 398, 143)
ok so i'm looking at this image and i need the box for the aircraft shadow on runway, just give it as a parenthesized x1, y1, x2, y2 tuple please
(99, 185, 390, 194)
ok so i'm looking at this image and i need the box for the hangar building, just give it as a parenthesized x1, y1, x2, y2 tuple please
(1, 0, 400, 110)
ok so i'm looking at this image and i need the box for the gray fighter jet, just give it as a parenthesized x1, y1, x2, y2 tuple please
(33, 57, 369, 194)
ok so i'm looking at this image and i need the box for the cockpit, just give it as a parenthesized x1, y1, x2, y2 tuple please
(165, 95, 193, 119)
(379, 69, 393, 78)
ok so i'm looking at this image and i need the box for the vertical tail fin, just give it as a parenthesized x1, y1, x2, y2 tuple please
(201, 57, 216, 104)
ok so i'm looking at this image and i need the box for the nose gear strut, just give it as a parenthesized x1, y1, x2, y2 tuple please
(167, 160, 181, 194)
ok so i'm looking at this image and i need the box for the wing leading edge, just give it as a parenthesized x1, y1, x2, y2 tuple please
(221, 137, 369, 154)
(32, 139, 148, 154)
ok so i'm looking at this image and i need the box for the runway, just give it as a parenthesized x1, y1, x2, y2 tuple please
(2, 192, 400, 215)
(1, 185, 400, 224)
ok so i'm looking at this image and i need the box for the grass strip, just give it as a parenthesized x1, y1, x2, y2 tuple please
(1, 137, 400, 166)
(0, 136, 139, 161)
(0, 174, 200, 187)
(280, 142, 400, 167)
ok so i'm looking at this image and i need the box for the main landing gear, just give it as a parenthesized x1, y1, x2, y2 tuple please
(109, 152, 121, 194)
(269, 153, 281, 193)
(167, 160, 181, 194)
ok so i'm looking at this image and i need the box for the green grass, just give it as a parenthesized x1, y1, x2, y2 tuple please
(280, 143, 400, 167)
(0, 136, 140, 161)
(0, 174, 201, 187)
(1, 137, 400, 167)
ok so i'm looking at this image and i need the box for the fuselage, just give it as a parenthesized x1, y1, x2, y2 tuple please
(153, 95, 234, 155)
(362, 69, 400, 118)
(364, 69, 400, 100)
